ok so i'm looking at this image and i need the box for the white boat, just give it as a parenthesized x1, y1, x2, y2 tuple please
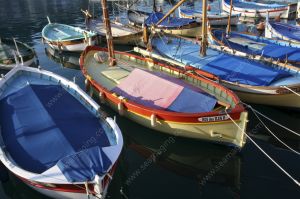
(0, 66, 123, 199)
(265, 17, 300, 44)
(42, 22, 97, 52)
(178, 6, 240, 26)
(87, 19, 143, 45)
(222, 0, 297, 19)
(0, 38, 36, 69)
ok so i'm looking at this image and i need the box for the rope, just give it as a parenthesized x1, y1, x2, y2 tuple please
(242, 102, 300, 137)
(280, 86, 300, 97)
(246, 105, 300, 155)
(225, 109, 300, 187)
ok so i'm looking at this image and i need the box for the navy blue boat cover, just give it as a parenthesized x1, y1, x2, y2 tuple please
(269, 22, 300, 42)
(0, 84, 111, 182)
(144, 12, 196, 28)
(213, 29, 300, 62)
(152, 36, 291, 86)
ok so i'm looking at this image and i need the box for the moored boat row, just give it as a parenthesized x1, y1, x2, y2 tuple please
(1, 0, 300, 198)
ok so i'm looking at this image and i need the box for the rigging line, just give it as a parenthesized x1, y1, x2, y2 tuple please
(225, 109, 300, 187)
(242, 102, 300, 137)
(247, 105, 300, 155)
(280, 86, 300, 97)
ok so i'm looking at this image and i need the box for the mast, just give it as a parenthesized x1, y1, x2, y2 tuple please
(153, 0, 157, 12)
(226, 0, 233, 35)
(156, 0, 186, 26)
(101, 0, 116, 66)
(200, 0, 207, 56)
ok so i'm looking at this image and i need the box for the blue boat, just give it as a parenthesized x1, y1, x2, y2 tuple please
(0, 66, 123, 199)
(42, 21, 97, 52)
(265, 18, 300, 44)
(150, 35, 300, 109)
(222, 0, 295, 19)
(209, 28, 300, 65)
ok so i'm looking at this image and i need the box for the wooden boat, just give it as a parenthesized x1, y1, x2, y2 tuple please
(209, 28, 300, 65)
(128, 10, 202, 37)
(0, 66, 123, 199)
(87, 19, 143, 45)
(0, 38, 36, 69)
(80, 46, 248, 148)
(178, 7, 240, 26)
(45, 47, 80, 70)
(222, 0, 297, 19)
(265, 18, 300, 44)
(148, 34, 300, 109)
(42, 22, 97, 52)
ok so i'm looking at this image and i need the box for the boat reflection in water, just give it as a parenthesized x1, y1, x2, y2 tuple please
(45, 47, 80, 70)
(117, 118, 241, 198)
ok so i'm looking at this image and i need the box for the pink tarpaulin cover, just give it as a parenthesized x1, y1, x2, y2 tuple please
(112, 69, 184, 109)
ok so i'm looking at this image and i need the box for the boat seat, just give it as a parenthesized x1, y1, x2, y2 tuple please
(101, 67, 131, 84)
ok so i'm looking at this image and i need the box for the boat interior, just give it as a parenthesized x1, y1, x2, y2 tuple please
(0, 70, 116, 176)
(84, 49, 240, 114)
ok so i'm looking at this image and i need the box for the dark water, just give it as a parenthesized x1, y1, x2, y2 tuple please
(0, 0, 299, 198)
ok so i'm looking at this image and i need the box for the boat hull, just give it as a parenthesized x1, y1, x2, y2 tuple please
(178, 8, 240, 26)
(90, 85, 248, 147)
(44, 38, 96, 52)
(0, 57, 34, 69)
(88, 20, 143, 46)
(222, 0, 293, 19)
(265, 20, 300, 44)
(155, 26, 201, 38)
(81, 47, 248, 148)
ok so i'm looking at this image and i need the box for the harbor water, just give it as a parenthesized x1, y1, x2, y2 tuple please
(0, 0, 299, 198)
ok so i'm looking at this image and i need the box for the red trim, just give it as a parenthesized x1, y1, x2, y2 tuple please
(80, 46, 245, 123)
(18, 164, 117, 194)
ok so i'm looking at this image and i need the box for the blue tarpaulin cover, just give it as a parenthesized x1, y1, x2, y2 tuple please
(152, 36, 291, 86)
(212, 29, 300, 62)
(0, 84, 111, 182)
(144, 12, 196, 28)
(269, 22, 300, 42)
(57, 146, 111, 182)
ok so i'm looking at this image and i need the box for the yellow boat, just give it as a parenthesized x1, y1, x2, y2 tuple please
(80, 46, 248, 148)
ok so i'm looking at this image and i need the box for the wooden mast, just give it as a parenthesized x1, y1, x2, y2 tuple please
(226, 0, 233, 35)
(101, 0, 116, 66)
(200, 0, 207, 56)
(156, 0, 186, 26)
(153, 0, 157, 12)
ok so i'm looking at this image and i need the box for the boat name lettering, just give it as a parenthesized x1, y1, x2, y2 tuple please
(198, 115, 229, 122)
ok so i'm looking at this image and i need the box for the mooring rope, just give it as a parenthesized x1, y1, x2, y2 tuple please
(245, 104, 300, 155)
(225, 109, 300, 187)
(242, 102, 300, 137)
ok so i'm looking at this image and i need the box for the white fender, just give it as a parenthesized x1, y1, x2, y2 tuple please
(151, 113, 157, 127)
(118, 101, 125, 115)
